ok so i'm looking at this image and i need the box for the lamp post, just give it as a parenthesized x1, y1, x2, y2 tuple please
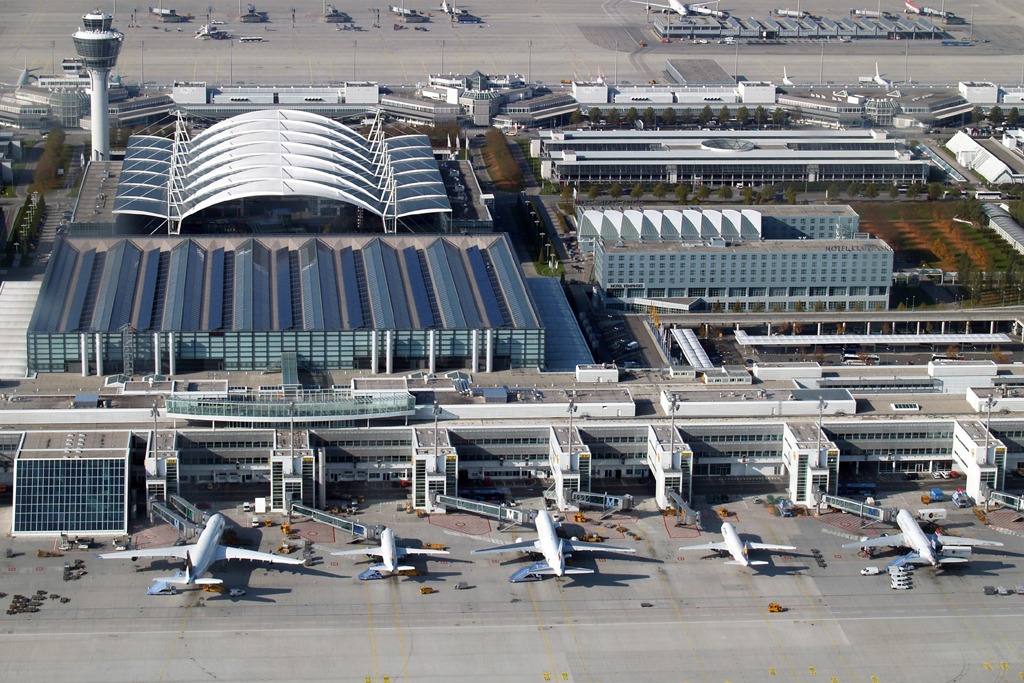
(433, 400, 441, 464)
(50, 41, 55, 76)
(567, 396, 578, 459)
(151, 400, 159, 460)
(140, 40, 145, 89)
(352, 40, 357, 81)
(440, 39, 445, 76)
(527, 40, 533, 84)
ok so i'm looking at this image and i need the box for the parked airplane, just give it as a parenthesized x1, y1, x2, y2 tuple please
(842, 508, 1004, 568)
(195, 23, 230, 39)
(678, 522, 796, 567)
(331, 527, 450, 580)
(782, 66, 795, 86)
(472, 509, 636, 582)
(98, 513, 304, 593)
(633, 0, 729, 19)
(873, 63, 890, 87)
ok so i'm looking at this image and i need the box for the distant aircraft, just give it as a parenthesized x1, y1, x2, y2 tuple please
(195, 23, 230, 39)
(782, 66, 795, 86)
(678, 521, 796, 567)
(472, 509, 636, 582)
(98, 513, 304, 593)
(331, 527, 450, 580)
(632, 0, 730, 19)
(873, 63, 891, 87)
(842, 509, 1004, 568)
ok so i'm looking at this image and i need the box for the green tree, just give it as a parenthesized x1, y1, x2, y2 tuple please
(907, 182, 923, 199)
(652, 182, 667, 199)
(735, 106, 750, 127)
(674, 183, 690, 203)
(758, 187, 774, 204)
(699, 105, 714, 125)
(609, 182, 623, 199)
(696, 185, 711, 200)
(718, 185, 733, 200)
(927, 182, 943, 201)
(625, 107, 639, 125)
(607, 108, 620, 126)
(846, 182, 861, 199)
(661, 107, 676, 127)
(717, 105, 731, 125)
(569, 108, 584, 127)
(753, 105, 767, 126)
(865, 183, 878, 199)
(642, 107, 657, 129)
(588, 107, 602, 124)
(784, 186, 797, 204)
(630, 182, 645, 199)
(971, 106, 985, 124)
(771, 107, 788, 127)
(889, 184, 901, 199)
(1008, 107, 1020, 126)
(989, 105, 1005, 127)
(587, 184, 600, 200)
(743, 187, 755, 204)
(826, 183, 841, 200)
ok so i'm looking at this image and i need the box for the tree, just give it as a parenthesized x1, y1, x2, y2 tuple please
(784, 186, 797, 204)
(625, 107, 639, 125)
(717, 105, 731, 125)
(674, 184, 690, 203)
(753, 105, 767, 126)
(743, 187, 755, 204)
(569, 108, 584, 127)
(927, 182, 943, 201)
(607, 108, 620, 126)
(587, 184, 600, 200)
(865, 183, 878, 199)
(588, 107, 602, 124)
(695, 185, 711, 200)
(735, 106, 750, 127)
(630, 182, 645, 200)
(609, 182, 623, 199)
(889, 184, 901, 199)
(642, 107, 657, 129)
(699, 105, 714, 125)
(652, 182, 667, 199)
(771, 107, 788, 127)
(826, 183, 841, 200)
(661, 107, 676, 127)
(718, 185, 733, 200)
(971, 106, 985, 124)
(989, 105, 1005, 127)
(758, 187, 774, 204)
(906, 181, 923, 199)
(846, 182, 861, 199)
(1008, 107, 1020, 126)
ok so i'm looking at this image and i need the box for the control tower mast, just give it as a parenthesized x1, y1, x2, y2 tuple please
(72, 10, 124, 161)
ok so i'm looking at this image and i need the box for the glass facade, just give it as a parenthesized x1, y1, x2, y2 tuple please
(14, 458, 127, 533)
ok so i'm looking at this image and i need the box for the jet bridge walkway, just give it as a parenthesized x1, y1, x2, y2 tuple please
(433, 495, 536, 530)
(666, 490, 700, 527)
(571, 491, 633, 519)
(989, 490, 1024, 512)
(820, 494, 896, 522)
(289, 503, 383, 540)
(169, 495, 208, 526)
(151, 501, 203, 539)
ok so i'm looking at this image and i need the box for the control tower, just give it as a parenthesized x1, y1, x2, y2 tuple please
(72, 11, 123, 161)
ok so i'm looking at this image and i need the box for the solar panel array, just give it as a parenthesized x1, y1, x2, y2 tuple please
(32, 235, 539, 334)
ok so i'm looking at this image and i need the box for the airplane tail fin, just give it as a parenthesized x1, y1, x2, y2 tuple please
(153, 572, 224, 586)
(725, 560, 767, 566)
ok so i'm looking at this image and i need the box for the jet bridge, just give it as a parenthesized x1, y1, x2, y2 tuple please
(150, 501, 203, 539)
(667, 490, 700, 527)
(819, 494, 896, 522)
(988, 490, 1024, 512)
(571, 491, 632, 519)
(290, 502, 382, 540)
(433, 494, 536, 530)
(169, 495, 208, 526)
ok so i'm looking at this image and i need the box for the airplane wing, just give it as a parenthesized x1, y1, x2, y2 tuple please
(841, 534, 906, 549)
(509, 561, 594, 582)
(331, 546, 386, 558)
(563, 540, 636, 554)
(679, 541, 728, 552)
(935, 534, 1004, 548)
(215, 545, 305, 565)
(97, 546, 190, 561)
(747, 542, 797, 551)
(471, 539, 540, 555)
(399, 546, 451, 556)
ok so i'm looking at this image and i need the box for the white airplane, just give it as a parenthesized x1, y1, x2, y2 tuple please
(472, 509, 636, 582)
(97, 513, 305, 593)
(873, 63, 891, 87)
(632, 0, 729, 19)
(679, 521, 796, 567)
(331, 527, 450, 580)
(842, 509, 1004, 568)
(782, 66, 795, 86)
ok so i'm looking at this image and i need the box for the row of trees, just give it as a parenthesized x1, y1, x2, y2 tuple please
(481, 128, 523, 191)
(569, 105, 790, 129)
(970, 106, 1022, 127)
(29, 128, 67, 194)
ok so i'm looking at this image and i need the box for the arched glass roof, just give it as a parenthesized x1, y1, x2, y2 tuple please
(113, 109, 450, 224)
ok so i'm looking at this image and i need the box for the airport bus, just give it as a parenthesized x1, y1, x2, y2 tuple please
(238, 36, 264, 43)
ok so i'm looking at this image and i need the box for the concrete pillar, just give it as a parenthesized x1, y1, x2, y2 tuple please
(386, 330, 394, 374)
(80, 333, 89, 377)
(866, 322, 871, 335)
(167, 332, 176, 376)
(766, 322, 771, 335)
(371, 330, 379, 374)
(429, 329, 437, 374)
(916, 321, 921, 335)
(153, 332, 161, 376)
(816, 322, 822, 335)
(966, 321, 970, 334)
(485, 329, 494, 373)
(941, 321, 946, 334)
(990, 320, 995, 334)
(471, 329, 479, 373)
(94, 333, 104, 377)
